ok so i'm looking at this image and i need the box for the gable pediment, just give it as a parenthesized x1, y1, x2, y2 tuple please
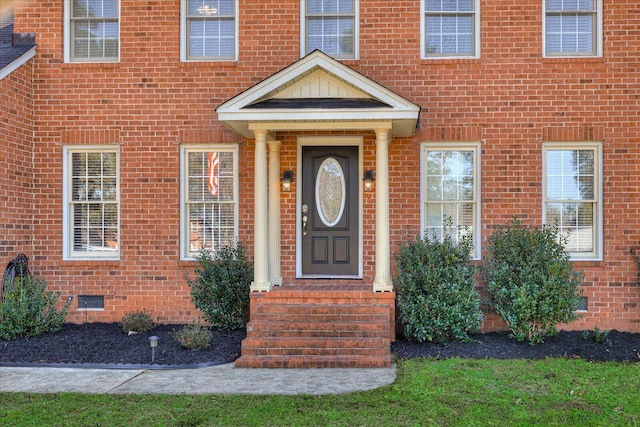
(270, 69, 370, 100)
(216, 50, 419, 138)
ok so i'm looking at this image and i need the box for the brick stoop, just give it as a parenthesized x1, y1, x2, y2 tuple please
(235, 284, 395, 368)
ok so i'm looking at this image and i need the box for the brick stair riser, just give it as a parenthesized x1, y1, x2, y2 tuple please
(251, 304, 390, 316)
(246, 322, 390, 338)
(241, 337, 389, 349)
(249, 315, 389, 325)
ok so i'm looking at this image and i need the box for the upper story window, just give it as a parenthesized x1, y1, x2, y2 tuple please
(65, 0, 119, 62)
(422, 143, 481, 259)
(181, 0, 237, 61)
(543, 143, 602, 259)
(302, 0, 358, 59)
(422, 0, 480, 58)
(181, 145, 238, 260)
(63, 146, 120, 260)
(544, 0, 602, 57)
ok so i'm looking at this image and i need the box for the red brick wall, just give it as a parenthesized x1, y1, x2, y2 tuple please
(9, 1, 639, 331)
(0, 60, 33, 261)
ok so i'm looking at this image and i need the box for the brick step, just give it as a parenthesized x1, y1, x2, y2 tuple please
(235, 354, 392, 369)
(246, 320, 390, 338)
(238, 287, 395, 368)
(251, 295, 393, 307)
(253, 303, 390, 315)
(250, 310, 390, 324)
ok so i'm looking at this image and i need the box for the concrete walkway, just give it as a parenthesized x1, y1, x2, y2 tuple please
(0, 364, 396, 395)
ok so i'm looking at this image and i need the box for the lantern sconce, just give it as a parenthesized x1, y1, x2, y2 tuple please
(282, 170, 294, 192)
(363, 170, 375, 192)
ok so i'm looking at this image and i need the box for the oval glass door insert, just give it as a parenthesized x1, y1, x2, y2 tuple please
(315, 157, 346, 227)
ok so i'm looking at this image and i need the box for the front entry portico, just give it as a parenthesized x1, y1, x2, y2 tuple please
(216, 51, 419, 367)
(217, 50, 419, 292)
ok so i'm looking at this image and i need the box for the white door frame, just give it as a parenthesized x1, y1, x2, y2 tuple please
(296, 136, 364, 279)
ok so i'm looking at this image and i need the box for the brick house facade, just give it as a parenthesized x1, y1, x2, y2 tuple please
(1, 0, 638, 367)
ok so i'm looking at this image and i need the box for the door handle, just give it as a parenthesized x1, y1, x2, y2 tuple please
(302, 215, 308, 235)
(302, 204, 309, 236)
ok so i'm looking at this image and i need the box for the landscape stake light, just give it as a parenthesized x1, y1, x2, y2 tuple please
(149, 336, 159, 362)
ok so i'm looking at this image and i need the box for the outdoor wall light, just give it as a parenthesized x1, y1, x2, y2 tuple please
(282, 170, 294, 192)
(149, 336, 159, 362)
(363, 170, 375, 192)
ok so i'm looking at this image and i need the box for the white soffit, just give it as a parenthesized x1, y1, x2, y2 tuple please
(216, 50, 420, 138)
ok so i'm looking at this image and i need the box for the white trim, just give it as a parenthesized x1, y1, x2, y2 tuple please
(180, 0, 239, 62)
(0, 47, 36, 80)
(217, 50, 419, 138)
(542, 0, 603, 58)
(64, 0, 121, 63)
(179, 143, 239, 261)
(63, 145, 120, 261)
(421, 142, 482, 260)
(542, 141, 603, 261)
(421, 0, 481, 59)
(296, 136, 363, 279)
(300, 0, 360, 60)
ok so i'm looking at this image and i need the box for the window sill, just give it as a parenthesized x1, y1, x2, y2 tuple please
(179, 60, 238, 69)
(62, 259, 120, 265)
(61, 62, 120, 70)
(542, 56, 604, 64)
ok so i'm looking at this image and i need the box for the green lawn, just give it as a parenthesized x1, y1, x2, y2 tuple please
(1, 358, 638, 426)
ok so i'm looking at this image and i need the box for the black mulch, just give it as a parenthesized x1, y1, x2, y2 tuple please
(1, 323, 638, 367)
(392, 330, 640, 363)
(0, 323, 246, 368)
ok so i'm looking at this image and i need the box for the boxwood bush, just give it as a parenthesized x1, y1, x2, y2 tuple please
(186, 243, 253, 331)
(0, 275, 71, 340)
(396, 228, 483, 345)
(483, 219, 583, 344)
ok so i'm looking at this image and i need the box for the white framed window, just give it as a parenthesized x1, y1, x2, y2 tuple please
(180, 145, 238, 260)
(301, 0, 358, 59)
(544, 0, 602, 57)
(422, 0, 480, 58)
(64, 0, 120, 63)
(180, 0, 237, 61)
(543, 143, 602, 260)
(63, 146, 120, 260)
(422, 143, 481, 259)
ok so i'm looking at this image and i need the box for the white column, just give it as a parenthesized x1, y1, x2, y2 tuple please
(268, 140, 282, 286)
(251, 129, 272, 292)
(373, 128, 393, 292)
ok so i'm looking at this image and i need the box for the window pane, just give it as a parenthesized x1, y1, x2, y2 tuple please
(425, 2, 475, 56)
(424, 148, 476, 251)
(186, 150, 236, 257)
(545, 1, 597, 54)
(69, 150, 118, 256)
(306, 0, 355, 57)
(187, 1, 235, 58)
(427, 0, 472, 12)
(546, 149, 595, 201)
(545, 146, 598, 257)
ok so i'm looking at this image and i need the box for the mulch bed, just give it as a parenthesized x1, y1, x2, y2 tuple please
(1, 323, 638, 367)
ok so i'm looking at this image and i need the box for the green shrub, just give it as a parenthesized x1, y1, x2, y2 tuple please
(120, 309, 155, 334)
(185, 243, 253, 331)
(171, 321, 213, 349)
(396, 228, 483, 345)
(483, 219, 583, 344)
(0, 275, 71, 340)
